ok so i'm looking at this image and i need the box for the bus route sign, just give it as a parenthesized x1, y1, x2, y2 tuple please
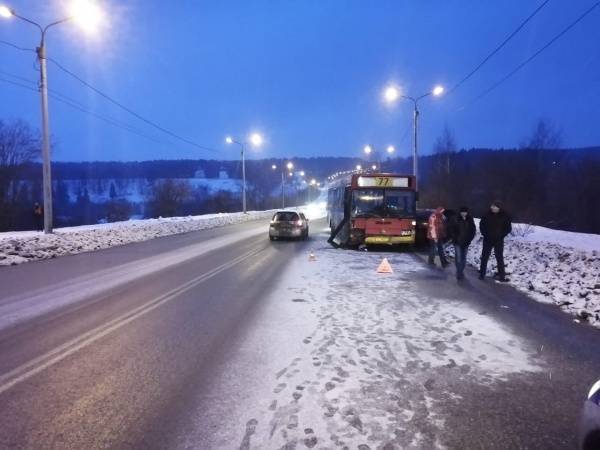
(357, 176, 409, 188)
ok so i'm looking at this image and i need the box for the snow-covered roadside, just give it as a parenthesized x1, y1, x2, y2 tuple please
(456, 220, 600, 328)
(230, 231, 542, 448)
(0, 211, 277, 267)
(0, 202, 328, 267)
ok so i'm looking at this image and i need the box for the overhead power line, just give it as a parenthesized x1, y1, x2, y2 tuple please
(0, 69, 37, 86)
(465, 1, 600, 108)
(1, 39, 220, 155)
(0, 39, 35, 53)
(0, 74, 183, 149)
(448, 0, 551, 95)
(0, 76, 36, 92)
(46, 57, 220, 155)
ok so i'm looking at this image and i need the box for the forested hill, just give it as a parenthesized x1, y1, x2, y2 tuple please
(15, 147, 599, 183)
(416, 147, 600, 234)
(16, 157, 364, 181)
(8, 147, 600, 234)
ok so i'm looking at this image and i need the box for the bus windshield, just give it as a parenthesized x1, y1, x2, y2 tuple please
(352, 189, 415, 218)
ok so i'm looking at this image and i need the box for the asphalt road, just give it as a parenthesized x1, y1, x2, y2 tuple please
(0, 218, 599, 449)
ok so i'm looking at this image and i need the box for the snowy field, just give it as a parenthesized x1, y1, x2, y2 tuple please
(462, 221, 600, 328)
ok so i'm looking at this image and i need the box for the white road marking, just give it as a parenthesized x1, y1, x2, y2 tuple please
(0, 246, 264, 396)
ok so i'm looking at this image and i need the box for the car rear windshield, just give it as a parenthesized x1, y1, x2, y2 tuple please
(273, 212, 299, 222)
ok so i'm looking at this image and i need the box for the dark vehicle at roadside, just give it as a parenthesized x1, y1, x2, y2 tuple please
(269, 211, 309, 241)
(581, 379, 600, 449)
(414, 208, 457, 247)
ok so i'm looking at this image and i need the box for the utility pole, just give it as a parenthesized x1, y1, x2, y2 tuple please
(3, 4, 103, 232)
(281, 171, 285, 208)
(226, 133, 262, 214)
(241, 143, 246, 213)
(38, 40, 53, 232)
(413, 105, 419, 192)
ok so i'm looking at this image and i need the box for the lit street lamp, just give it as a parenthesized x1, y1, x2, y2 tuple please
(1, 0, 104, 233)
(356, 164, 362, 171)
(383, 84, 444, 191)
(225, 132, 263, 213)
(363, 144, 391, 169)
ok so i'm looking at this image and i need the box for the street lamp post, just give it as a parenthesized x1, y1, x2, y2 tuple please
(226, 133, 262, 214)
(384, 85, 444, 191)
(284, 162, 293, 208)
(272, 162, 293, 208)
(309, 178, 316, 203)
(1, 1, 103, 233)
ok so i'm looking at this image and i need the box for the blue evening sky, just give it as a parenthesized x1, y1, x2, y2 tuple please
(1, 0, 599, 162)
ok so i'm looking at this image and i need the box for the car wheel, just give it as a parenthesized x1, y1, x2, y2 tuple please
(269, 235, 275, 241)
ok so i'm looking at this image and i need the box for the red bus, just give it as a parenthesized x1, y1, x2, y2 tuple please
(327, 172, 417, 247)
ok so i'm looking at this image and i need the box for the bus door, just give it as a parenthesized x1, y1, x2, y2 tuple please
(328, 187, 352, 248)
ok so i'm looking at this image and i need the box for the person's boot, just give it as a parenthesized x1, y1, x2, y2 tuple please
(493, 272, 509, 282)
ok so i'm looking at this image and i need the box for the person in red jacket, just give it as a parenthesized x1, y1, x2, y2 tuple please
(427, 207, 449, 267)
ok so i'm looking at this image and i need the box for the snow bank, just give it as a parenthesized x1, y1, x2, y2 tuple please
(0, 201, 328, 267)
(0, 210, 276, 266)
(463, 220, 600, 328)
(517, 224, 600, 252)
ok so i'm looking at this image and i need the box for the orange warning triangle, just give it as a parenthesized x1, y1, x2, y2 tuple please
(377, 258, 393, 273)
(308, 250, 316, 261)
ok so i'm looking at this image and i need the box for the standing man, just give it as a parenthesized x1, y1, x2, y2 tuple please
(448, 206, 476, 280)
(427, 207, 449, 267)
(33, 202, 43, 231)
(479, 200, 512, 281)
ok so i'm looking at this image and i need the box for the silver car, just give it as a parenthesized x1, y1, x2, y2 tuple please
(269, 211, 309, 241)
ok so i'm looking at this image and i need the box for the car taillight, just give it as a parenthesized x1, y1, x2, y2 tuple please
(296, 220, 303, 226)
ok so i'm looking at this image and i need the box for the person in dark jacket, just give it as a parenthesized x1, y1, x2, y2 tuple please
(33, 202, 43, 231)
(479, 200, 512, 281)
(448, 206, 476, 280)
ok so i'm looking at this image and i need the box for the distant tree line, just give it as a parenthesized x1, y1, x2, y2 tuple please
(1, 117, 599, 233)
(413, 120, 600, 234)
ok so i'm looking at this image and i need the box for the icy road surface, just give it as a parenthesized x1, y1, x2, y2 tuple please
(0, 219, 599, 449)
